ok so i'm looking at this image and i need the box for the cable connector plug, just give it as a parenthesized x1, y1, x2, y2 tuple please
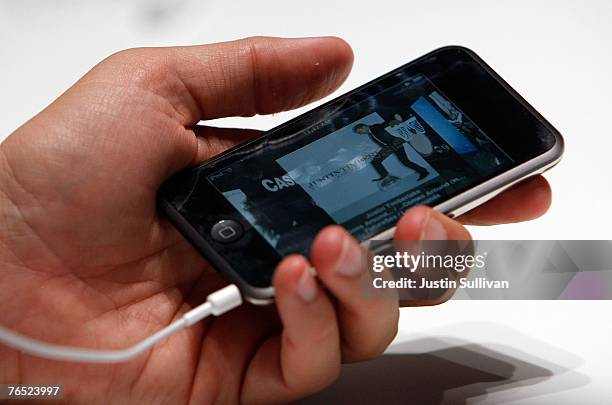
(183, 284, 242, 325)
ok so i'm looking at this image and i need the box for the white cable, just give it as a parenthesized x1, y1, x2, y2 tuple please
(0, 284, 242, 363)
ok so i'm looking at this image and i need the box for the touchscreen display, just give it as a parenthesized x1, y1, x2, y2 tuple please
(207, 74, 513, 255)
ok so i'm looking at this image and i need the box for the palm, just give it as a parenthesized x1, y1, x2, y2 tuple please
(0, 75, 277, 402)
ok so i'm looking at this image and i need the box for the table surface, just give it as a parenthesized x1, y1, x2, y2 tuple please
(1, 1, 611, 403)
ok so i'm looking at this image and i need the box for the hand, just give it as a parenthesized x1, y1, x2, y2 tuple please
(0, 36, 551, 403)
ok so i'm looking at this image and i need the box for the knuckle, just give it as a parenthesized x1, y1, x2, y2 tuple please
(237, 36, 269, 65)
(344, 309, 399, 361)
(241, 35, 271, 49)
(347, 342, 383, 362)
(386, 310, 400, 341)
(107, 47, 141, 61)
(302, 360, 341, 396)
(102, 47, 174, 90)
(281, 329, 341, 396)
(429, 288, 457, 305)
(323, 361, 342, 388)
(363, 329, 397, 360)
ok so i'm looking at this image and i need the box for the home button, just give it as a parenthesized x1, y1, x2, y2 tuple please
(210, 219, 243, 243)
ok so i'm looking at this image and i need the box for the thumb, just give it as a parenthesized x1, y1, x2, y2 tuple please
(88, 36, 355, 124)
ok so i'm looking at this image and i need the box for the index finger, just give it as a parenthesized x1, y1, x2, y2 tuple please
(97, 36, 354, 125)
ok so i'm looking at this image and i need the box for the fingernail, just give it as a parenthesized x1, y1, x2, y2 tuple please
(335, 234, 364, 277)
(297, 266, 317, 303)
(420, 211, 448, 240)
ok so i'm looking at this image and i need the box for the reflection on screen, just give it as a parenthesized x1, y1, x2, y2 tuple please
(208, 75, 512, 255)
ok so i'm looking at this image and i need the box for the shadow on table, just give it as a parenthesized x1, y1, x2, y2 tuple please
(301, 329, 588, 404)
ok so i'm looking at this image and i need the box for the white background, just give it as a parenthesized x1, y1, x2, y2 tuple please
(1, 1, 610, 403)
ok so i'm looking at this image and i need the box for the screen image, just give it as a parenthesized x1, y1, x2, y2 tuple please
(208, 74, 513, 255)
